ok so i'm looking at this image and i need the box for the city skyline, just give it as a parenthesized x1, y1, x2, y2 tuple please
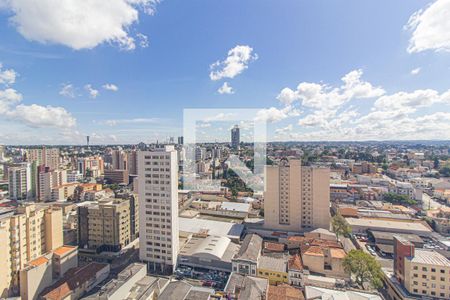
(1, 0, 450, 144)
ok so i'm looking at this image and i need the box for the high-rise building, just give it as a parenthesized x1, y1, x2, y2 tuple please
(264, 159, 330, 232)
(77, 156, 104, 177)
(177, 136, 184, 145)
(77, 198, 133, 252)
(27, 147, 60, 170)
(8, 162, 32, 200)
(231, 125, 240, 150)
(127, 150, 138, 175)
(111, 150, 128, 171)
(394, 236, 450, 299)
(0, 204, 63, 297)
(138, 145, 179, 273)
(38, 167, 67, 202)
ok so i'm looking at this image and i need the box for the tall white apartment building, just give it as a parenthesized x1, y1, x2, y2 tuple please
(264, 159, 330, 232)
(138, 145, 179, 273)
(27, 147, 60, 169)
(38, 169, 67, 202)
(8, 163, 32, 201)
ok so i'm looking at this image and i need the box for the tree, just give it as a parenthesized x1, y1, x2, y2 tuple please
(343, 250, 383, 289)
(383, 192, 417, 205)
(331, 213, 351, 239)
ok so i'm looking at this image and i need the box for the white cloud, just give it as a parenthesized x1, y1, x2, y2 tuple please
(411, 67, 421, 75)
(210, 45, 258, 81)
(7, 104, 76, 128)
(59, 83, 76, 98)
(406, 0, 450, 53)
(218, 82, 234, 94)
(0, 63, 17, 85)
(84, 84, 99, 99)
(0, 88, 22, 113)
(136, 33, 149, 48)
(0, 0, 160, 50)
(277, 69, 384, 111)
(255, 106, 301, 123)
(101, 118, 160, 126)
(102, 83, 119, 91)
(275, 124, 293, 135)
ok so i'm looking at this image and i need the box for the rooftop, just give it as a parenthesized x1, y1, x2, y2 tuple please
(179, 216, 244, 240)
(224, 273, 268, 300)
(304, 286, 382, 300)
(28, 256, 49, 267)
(288, 254, 303, 271)
(409, 249, 450, 267)
(258, 255, 288, 273)
(234, 233, 262, 262)
(330, 248, 346, 259)
(53, 245, 77, 257)
(268, 284, 304, 300)
(345, 218, 432, 233)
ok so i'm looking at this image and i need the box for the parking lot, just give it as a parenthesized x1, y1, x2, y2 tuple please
(175, 265, 230, 289)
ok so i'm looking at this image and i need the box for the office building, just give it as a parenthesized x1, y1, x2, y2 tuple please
(394, 236, 450, 299)
(104, 169, 129, 184)
(127, 150, 138, 175)
(112, 149, 128, 170)
(0, 204, 63, 297)
(27, 147, 60, 170)
(231, 125, 240, 150)
(77, 198, 133, 252)
(264, 159, 330, 232)
(138, 145, 179, 273)
(8, 162, 32, 200)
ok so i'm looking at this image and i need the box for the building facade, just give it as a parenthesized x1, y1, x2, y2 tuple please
(231, 125, 240, 150)
(264, 159, 331, 232)
(138, 145, 179, 273)
(27, 147, 60, 170)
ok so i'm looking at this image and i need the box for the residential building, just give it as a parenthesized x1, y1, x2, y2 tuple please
(231, 125, 240, 150)
(224, 272, 268, 300)
(288, 254, 303, 286)
(77, 198, 132, 252)
(0, 204, 63, 297)
(27, 146, 60, 169)
(264, 159, 330, 232)
(77, 156, 104, 177)
(112, 149, 128, 170)
(394, 236, 450, 299)
(8, 162, 32, 200)
(268, 284, 305, 300)
(38, 167, 67, 202)
(138, 145, 179, 273)
(257, 255, 289, 284)
(232, 233, 263, 276)
(127, 150, 138, 175)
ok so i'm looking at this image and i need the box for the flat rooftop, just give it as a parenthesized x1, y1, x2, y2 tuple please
(179, 216, 244, 240)
(410, 249, 450, 267)
(346, 218, 432, 233)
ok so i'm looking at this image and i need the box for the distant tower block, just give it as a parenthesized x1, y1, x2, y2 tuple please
(87, 136, 90, 147)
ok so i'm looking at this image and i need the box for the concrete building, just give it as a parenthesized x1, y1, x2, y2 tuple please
(394, 236, 450, 299)
(224, 272, 268, 300)
(232, 233, 263, 276)
(0, 204, 63, 297)
(257, 255, 289, 285)
(138, 145, 179, 273)
(8, 162, 32, 200)
(27, 147, 60, 170)
(264, 159, 330, 232)
(104, 169, 129, 185)
(345, 218, 432, 237)
(77, 156, 104, 177)
(231, 125, 240, 150)
(77, 198, 132, 252)
(127, 150, 138, 175)
(112, 149, 128, 171)
(38, 167, 67, 202)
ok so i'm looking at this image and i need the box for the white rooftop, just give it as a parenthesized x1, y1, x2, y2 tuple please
(179, 217, 244, 240)
(305, 286, 382, 300)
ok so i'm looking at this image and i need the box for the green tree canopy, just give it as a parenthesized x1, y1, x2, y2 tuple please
(343, 250, 383, 289)
(331, 213, 351, 238)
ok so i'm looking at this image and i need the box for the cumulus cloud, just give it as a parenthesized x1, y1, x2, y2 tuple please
(0, 63, 77, 130)
(255, 106, 301, 123)
(103, 83, 119, 91)
(210, 45, 258, 81)
(59, 83, 76, 98)
(136, 33, 149, 48)
(84, 84, 99, 99)
(0, 63, 17, 85)
(218, 82, 234, 94)
(100, 118, 160, 126)
(7, 104, 76, 128)
(0, 0, 160, 50)
(405, 0, 450, 53)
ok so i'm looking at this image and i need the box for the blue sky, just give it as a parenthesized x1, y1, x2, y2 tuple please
(0, 0, 450, 144)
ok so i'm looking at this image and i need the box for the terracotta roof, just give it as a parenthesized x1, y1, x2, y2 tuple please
(264, 241, 285, 252)
(330, 248, 346, 259)
(288, 254, 303, 271)
(303, 246, 324, 257)
(53, 245, 77, 257)
(41, 262, 109, 300)
(338, 207, 358, 217)
(268, 284, 304, 300)
(29, 256, 49, 267)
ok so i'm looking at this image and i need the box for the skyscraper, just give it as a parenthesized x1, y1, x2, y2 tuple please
(8, 163, 32, 201)
(231, 125, 240, 150)
(264, 159, 330, 232)
(27, 147, 60, 170)
(138, 145, 179, 273)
